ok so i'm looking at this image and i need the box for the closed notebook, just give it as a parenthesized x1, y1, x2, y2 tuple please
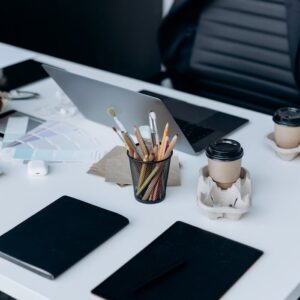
(92, 221, 263, 300)
(0, 196, 129, 279)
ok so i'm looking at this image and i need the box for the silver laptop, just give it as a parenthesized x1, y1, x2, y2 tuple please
(44, 65, 248, 155)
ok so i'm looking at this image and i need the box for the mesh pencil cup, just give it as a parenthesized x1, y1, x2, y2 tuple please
(127, 151, 173, 204)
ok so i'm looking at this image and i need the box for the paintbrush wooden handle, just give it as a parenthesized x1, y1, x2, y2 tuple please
(135, 126, 149, 157)
(123, 132, 141, 160)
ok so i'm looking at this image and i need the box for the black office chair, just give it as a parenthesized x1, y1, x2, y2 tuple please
(158, 0, 300, 114)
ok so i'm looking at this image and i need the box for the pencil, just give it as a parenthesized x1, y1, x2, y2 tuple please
(158, 123, 169, 159)
(138, 154, 149, 189)
(163, 133, 178, 159)
(145, 151, 155, 182)
(134, 126, 149, 157)
(150, 135, 169, 200)
(136, 165, 161, 195)
(152, 175, 162, 201)
(143, 134, 178, 201)
(159, 136, 169, 160)
(142, 171, 161, 200)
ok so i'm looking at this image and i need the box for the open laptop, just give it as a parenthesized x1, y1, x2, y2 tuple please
(44, 65, 248, 155)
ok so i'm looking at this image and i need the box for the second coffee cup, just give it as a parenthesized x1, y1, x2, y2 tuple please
(273, 107, 300, 149)
(206, 139, 244, 189)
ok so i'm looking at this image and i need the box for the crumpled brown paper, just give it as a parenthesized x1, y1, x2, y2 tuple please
(88, 146, 181, 186)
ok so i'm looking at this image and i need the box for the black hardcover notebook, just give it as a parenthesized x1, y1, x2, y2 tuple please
(92, 221, 263, 300)
(0, 196, 129, 279)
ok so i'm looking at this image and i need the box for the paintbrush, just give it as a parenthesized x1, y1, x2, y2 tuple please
(112, 127, 125, 143)
(149, 111, 160, 147)
(106, 106, 126, 132)
(134, 126, 149, 157)
(106, 107, 141, 158)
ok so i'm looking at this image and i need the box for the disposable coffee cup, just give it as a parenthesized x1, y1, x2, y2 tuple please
(206, 139, 244, 189)
(273, 107, 300, 149)
(0, 95, 7, 112)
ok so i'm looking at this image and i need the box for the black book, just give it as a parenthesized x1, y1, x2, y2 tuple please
(0, 196, 129, 279)
(92, 221, 263, 300)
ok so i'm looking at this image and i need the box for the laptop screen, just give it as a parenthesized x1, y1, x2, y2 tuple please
(139, 90, 248, 153)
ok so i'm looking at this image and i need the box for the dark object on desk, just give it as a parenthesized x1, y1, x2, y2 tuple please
(8, 90, 40, 101)
(140, 90, 248, 153)
(158, 0, 300, 115)
(0, 196, 129, 279)
(0, 60, 48, 92)
(0, 110, 44, 138)
(92, 221, 263, 300)
(0, 291, 15, 300)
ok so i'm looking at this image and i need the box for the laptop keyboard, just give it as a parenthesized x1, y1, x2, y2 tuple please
(139, 90, 248, 153)
(174, 118, 214, 145)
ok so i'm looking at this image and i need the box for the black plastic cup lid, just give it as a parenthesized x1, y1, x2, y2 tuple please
(273, 107, 300, 127)
(206, 139, 244, 161)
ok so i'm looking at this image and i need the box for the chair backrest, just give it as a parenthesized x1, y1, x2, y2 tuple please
(190, 0, 300, 113)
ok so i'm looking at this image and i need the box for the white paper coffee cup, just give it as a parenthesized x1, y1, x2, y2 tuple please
(206, 139, 243, 189)
(273, 107, 300, 149)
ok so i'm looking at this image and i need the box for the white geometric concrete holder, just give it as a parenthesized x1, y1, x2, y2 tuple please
(265, 132, 300, 161)
(197, 166, 251, 220)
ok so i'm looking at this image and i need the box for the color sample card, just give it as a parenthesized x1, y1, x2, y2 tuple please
(2, 116, 29, 147)
(1, 120, 103, 162)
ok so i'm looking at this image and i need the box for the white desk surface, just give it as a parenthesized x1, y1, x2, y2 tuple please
(0, 42, 299, 300)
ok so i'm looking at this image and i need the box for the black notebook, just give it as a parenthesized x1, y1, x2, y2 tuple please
(0, 196, 129, 279)
(92, 221, 263, 300)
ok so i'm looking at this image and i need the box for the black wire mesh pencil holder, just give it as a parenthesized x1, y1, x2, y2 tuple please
(127, 151, 173, 204)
